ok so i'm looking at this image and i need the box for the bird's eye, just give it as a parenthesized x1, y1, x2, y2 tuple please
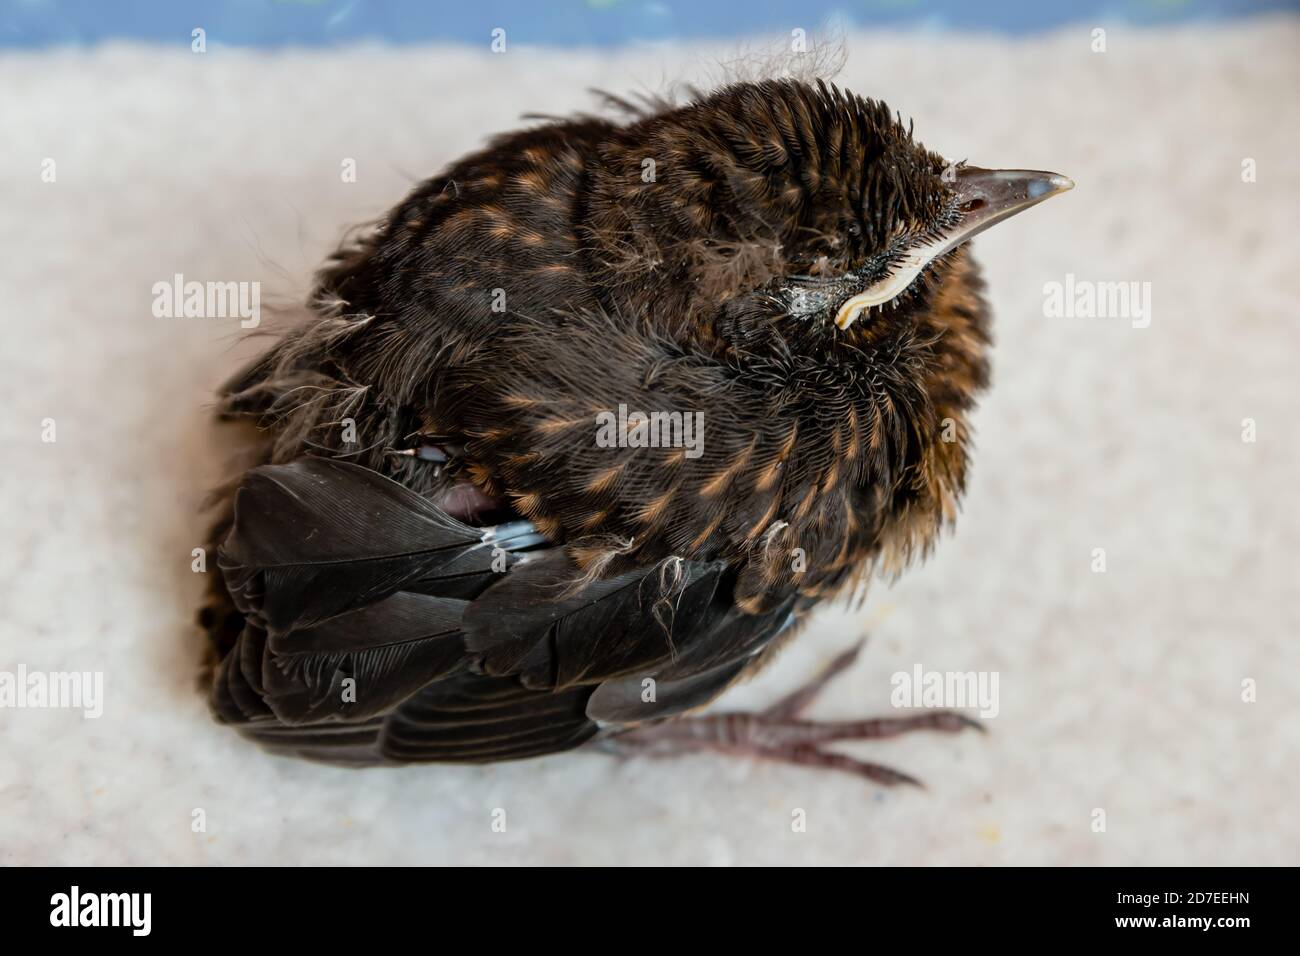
(846, 221, 862, 238)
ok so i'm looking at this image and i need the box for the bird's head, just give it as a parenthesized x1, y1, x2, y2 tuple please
(593, 78, 1071, 339)
(573, 79, 1073, 573)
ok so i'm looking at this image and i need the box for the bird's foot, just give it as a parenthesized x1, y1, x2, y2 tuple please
(603, 641, 983, 787)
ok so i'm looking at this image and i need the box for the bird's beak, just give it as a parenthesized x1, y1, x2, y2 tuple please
(834, 167, 1074, 329)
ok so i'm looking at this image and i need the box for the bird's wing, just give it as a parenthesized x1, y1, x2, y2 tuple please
(209, 457, 794, 764)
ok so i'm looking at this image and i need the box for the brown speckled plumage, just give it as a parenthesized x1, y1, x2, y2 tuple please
(201, 78, 1066, 775)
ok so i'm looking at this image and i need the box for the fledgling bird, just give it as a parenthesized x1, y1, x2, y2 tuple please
(200, 78, 1071, 783)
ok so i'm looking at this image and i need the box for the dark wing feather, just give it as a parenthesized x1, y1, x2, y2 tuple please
(208, 456, 795, 765)
(584, 656, 754, 723)
(655, 599, 797, 679)
(210, 625, 273, 723)
(584, 600, 798, 722)
(218, 458, 534, 632)
(462, 551, 730, 690)
(258, 592, 468, 723)
(381, 671, 598, 763)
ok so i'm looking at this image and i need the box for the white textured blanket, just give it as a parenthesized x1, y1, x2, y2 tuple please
(1, 19, 1296, 864)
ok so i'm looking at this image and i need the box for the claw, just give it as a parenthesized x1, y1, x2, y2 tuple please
(603, 640, 983, 789)
(937, 712, 987, 735)
(785, 745, 924, 787)
(764, 636, 868, 720)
